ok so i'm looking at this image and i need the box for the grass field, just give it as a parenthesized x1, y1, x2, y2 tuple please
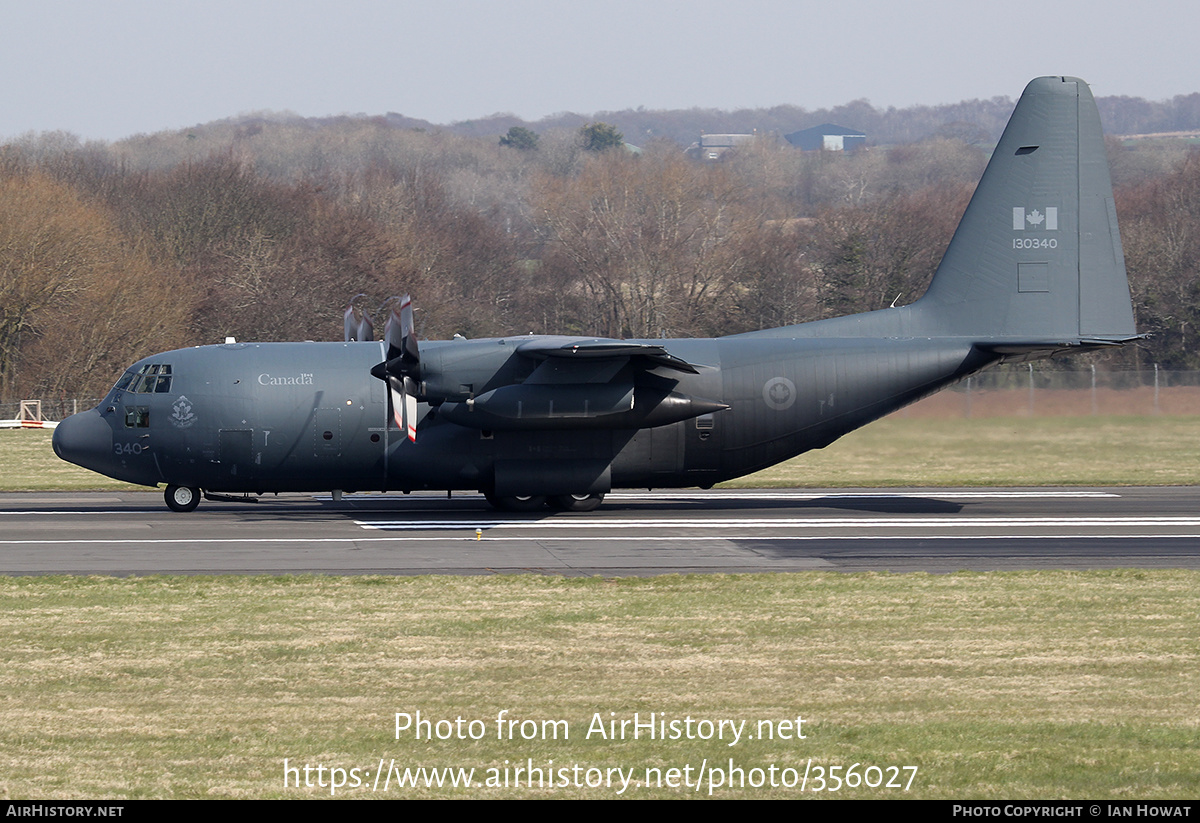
(729, 415, 1200, 487)
(2, 572, 1197, 799)
(0, 429, 142, 491)
(4, 420, 1199, 799)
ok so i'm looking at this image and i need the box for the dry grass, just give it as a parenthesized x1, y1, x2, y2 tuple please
(1, 573, 1196, 799)
(726, 416, 1200, 487)
(0, 429, 143, 491)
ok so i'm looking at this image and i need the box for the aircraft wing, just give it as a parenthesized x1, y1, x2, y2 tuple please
(516, 337, 701, 376)
(434, 336, 723, 430)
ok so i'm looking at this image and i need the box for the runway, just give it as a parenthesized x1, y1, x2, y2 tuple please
(3, 487, 1200, 575)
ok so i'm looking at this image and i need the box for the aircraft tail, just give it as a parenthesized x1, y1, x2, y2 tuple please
(913, 76, 1138, 345)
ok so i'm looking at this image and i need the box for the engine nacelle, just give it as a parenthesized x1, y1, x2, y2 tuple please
(438, 384, 727, 431)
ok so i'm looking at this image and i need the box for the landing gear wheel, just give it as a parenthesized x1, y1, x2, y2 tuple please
(165, 484, 201, 513)
(484, 493, 547, 512)
(548, 493, 605, 512)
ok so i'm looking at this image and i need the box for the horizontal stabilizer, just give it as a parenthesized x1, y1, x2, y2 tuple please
(977, 334, 1147, 358)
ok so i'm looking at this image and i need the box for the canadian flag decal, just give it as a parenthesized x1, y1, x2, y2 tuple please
(1012, 207, 1058, 230)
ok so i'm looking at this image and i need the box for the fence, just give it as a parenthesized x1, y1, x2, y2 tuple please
(898, 367, 1200, 418)
(0, 399, 102, 425)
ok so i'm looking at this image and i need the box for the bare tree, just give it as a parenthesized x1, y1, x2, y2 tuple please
(0, 170, 193, 400)
(534, 145, 762, 338)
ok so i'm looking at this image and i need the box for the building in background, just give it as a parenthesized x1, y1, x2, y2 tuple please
(684, 133, 756, 161)
(784, 123, 866, 151)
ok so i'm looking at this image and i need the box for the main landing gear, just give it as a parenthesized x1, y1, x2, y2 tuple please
(547, 493, 605, 512)
(484, 492, 605, 512)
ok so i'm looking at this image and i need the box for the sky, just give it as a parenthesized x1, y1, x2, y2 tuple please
(3, 0, 1199, 142)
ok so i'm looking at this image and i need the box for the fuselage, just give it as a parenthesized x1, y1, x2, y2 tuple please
(52, 330, 993, 496)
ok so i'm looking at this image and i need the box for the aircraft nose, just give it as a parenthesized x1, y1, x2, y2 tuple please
(52, 409, 113, 473)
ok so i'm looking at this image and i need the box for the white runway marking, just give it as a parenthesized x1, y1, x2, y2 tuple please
(310, 490, 1121, 503)
(355, 516, 1200, 531)
(0, 509, 165, 515)
(3, 534, 1200, 546)
(604, 491, 1121, 500)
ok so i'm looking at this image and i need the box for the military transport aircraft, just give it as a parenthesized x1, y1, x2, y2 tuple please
(54, 77, 1140, 512)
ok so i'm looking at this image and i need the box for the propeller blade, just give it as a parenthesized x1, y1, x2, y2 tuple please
(388, 375, 405, 431)
(344, 294, 373, 342)
(383, 297, 405, 358)
(404, 376, 418, 442)
(380, 294, 421, 365)
(399, 294, 420, 367)
(356, 313, 374, 343)
(377, 294, 421, 441)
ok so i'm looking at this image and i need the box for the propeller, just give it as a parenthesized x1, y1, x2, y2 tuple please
(370, 294, 421, 442)
(343, 294, 375, 342)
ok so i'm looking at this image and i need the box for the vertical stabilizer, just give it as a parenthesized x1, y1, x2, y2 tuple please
(916, 76, 1136, 342)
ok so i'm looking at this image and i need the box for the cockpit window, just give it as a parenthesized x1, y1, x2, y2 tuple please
(124, 406, 149, 428)
(120, 363, 173, 394)
(113, 371, 135, 393)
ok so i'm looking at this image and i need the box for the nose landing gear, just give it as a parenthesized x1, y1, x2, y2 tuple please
(164, 484, 201, 512)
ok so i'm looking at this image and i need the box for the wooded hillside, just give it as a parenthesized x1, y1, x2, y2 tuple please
(2, 91, 1197, 401)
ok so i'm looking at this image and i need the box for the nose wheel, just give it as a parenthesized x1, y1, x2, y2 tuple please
(165, 484, 201, 512)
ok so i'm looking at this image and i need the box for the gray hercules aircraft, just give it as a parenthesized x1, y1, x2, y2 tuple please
(54, 77, 1140, 512)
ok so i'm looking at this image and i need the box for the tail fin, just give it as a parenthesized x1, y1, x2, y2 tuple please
(915, 76, 1137, 344)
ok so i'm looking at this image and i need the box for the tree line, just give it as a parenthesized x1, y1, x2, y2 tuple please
(172, 89, 1200, 150)
(1, 114, 1197, 402)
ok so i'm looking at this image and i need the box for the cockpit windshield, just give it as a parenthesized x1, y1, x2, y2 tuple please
(114, 363, 173, 394)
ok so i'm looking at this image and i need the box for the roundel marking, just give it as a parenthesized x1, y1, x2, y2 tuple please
(763, 377, 796, 411)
